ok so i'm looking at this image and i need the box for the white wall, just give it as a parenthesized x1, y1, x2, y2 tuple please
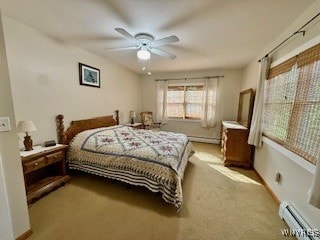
(0, 15, 142, 239)
(141, 69, 243, 140)
(241, 1, 320, 228)
(3, 17, 142, 147)
(0, 158, 14, 240)
(0, 12, 30, 239)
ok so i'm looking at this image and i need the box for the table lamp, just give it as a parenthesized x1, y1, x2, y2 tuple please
(130, 111, 136, 124)
(17, 120, 37, 151)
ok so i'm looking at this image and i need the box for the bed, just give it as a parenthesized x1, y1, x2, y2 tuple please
(56, 111, 194, 209)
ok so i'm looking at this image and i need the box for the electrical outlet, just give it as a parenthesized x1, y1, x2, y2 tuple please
(0, 117, 11, 132)
(274, 171, 282, 185)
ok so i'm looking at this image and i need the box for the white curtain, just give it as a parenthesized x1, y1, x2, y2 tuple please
(156, 80, 168, 124)
(201, 77, 218, 128)
(248, 57, 270, 147)
(309, 151, 320, 209)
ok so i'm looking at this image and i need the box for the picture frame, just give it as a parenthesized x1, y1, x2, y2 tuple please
(79, 63, 100, 88)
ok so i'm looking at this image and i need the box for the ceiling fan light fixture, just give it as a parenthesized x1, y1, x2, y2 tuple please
(110, 28, 179, 61)
(137, 49, 151, 60)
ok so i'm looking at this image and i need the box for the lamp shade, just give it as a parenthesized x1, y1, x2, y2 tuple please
(130, 111, 136, 118)
(137, 48, 150, 60)
(17, 120, 37, 133)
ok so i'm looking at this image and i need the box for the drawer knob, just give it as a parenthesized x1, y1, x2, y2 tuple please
(34, 162, 39, 166)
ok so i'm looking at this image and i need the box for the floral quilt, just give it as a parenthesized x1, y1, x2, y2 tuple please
(67, 125, 194, 209)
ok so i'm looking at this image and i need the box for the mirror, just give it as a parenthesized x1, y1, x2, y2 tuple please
(237, 88, 255, 128)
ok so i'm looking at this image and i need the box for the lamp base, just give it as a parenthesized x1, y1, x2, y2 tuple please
(24, 136, 33, 151)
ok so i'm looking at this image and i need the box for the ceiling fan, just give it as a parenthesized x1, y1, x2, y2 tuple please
(106, 28, 179, 60)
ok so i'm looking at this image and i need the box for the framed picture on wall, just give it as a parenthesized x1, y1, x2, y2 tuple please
(79, 63, 100, 88)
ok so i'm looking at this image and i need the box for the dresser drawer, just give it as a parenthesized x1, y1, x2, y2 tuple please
(23, 157, 47, 173)
(46, 151, 64, 164)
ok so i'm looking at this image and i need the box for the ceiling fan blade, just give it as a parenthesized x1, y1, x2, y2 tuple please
(149, 48, 176, 60)
(106, 45, 140, 51)
(151, 35, 179, 47)
(114, 28, 136, 40)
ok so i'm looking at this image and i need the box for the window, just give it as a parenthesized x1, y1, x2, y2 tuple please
(264, 59, 297, 142)
(167, 85, 204, 119)
(263, 44, 320, 165)
(156, 78, 218, 126)
(186, 85, 204, 119)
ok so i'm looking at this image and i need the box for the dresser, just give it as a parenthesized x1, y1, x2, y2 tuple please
(20, 144, 70, 205)
(221, 121, 254, 168)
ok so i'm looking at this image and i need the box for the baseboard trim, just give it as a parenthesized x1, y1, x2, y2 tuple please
(16, 229, 33, 240)
(253, 169, 281, 206)
(188, 136, 220, 144)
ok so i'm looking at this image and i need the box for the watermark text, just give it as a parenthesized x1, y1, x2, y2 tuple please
(281, 228, 320, 238)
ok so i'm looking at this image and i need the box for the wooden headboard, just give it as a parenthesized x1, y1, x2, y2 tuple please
(56, 110, 119, 145)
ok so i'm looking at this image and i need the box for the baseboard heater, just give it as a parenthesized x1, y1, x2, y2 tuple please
(187, 136, 220, 144)
(279, 201, 318, 240)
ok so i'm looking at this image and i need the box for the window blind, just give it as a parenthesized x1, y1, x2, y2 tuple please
(264, 43, 320, 165)
(185, 85, 203, 119)
(167, 86, 185, 118)
(268, 56, 297, 79)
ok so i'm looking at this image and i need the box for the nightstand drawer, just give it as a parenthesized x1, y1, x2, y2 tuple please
(23, 157, 47, 173)
(46, 151, 64, 164)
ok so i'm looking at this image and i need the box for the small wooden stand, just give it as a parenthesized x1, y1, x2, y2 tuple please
(20, 145, 70, 205)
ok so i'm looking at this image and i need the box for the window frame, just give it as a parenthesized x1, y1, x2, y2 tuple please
(166, 83, 204, 121)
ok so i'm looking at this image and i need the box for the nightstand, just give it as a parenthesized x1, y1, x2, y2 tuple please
(20, 144, 70, 205)
(125, 122, 143, 129)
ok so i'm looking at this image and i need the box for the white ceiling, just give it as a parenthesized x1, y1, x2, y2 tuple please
(0, 0, 315, 74)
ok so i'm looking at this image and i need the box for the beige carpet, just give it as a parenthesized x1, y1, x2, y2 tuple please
(28, 142, 291, 240)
